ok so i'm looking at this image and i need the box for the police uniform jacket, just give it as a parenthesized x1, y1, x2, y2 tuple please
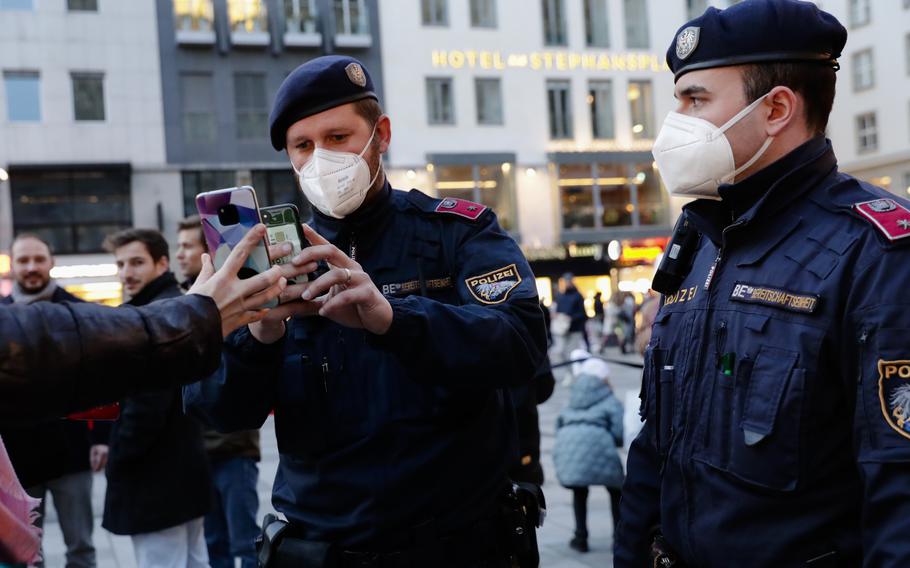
(185, 183, 547, 551)
(615, 137, 910, 567)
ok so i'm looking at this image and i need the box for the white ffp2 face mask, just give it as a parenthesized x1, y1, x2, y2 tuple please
(293, 125, 382, 219)
(651, 94, 774, 200)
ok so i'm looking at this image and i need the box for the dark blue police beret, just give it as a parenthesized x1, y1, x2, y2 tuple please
(268, 55, 378, 151)
(667, 0, 847, 82)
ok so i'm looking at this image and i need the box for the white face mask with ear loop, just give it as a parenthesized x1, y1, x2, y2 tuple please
(293, 123, 383, 219)
(651, 93, 775, 200)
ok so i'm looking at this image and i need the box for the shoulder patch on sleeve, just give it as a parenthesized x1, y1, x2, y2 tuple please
(854, 198, 910, 242)
(878, 359, 910, 441)
(465, 264, 521, 304)
(435, 197, 487, 220)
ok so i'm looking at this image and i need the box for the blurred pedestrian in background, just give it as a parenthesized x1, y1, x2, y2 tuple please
(553, 350, 624, 554)
(0, 234, 101, 568)
(553, 273, 588, 384)
(174, 216, 261, 568)
(588, 291, 605, 354)
(101, 229, 211, 568)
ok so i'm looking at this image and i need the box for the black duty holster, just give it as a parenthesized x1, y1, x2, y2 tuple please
(500, 482, 546, 568)
(256, 514, 339, 568)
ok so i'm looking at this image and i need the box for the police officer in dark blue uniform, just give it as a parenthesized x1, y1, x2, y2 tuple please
(184, 56, 547, 567)
(615, 1, 910, 566)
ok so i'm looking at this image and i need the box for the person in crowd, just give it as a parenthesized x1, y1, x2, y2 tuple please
(176, 215, 207, 291)
(634, 290, 660, 357)
(618, 1, 910, 565)
(589, 291, 605, 353)
(173, 218, 261, 568)
(0, 235, 102, 568)
(0, 225, 286, 566)
(553, 273, 588, 383)
(618, 294, 636, 354)
(185, 55, 546, 567)
(553, 350, 624, 554)
(100, 229, 212, 568)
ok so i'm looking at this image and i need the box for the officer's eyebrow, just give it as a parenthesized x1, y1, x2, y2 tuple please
(674, 85, 709, 100)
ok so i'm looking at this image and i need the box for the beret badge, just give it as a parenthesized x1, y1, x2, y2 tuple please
(675, 26, 700, 60)
(345, 62, 367, 87)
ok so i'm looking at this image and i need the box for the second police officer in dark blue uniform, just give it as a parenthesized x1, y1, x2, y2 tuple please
(616, 1, 910, 566)
(184, 56, 547, 567)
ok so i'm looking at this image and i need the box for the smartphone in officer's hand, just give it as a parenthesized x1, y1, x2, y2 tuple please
(195, 185, 278, 308)
(260, 204, 307, 284)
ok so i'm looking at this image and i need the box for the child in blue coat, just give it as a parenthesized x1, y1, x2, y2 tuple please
(553, 350, 624, 553)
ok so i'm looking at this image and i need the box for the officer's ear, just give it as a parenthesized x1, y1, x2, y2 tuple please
(375, 115, 391, 154)
(763, 86, 800, 138)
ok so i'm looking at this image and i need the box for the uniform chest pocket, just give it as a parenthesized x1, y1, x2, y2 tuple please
(695, 344, 805, 491)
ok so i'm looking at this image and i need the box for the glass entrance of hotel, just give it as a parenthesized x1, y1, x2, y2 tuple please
(427, 154, 517, 232)
(555, 154, 666, 236)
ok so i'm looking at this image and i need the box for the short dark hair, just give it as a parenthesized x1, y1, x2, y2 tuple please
(11, 233, 53, 256)
(103, 228, 169, 262)
(352, 97, 383, 129)
(177, 215, 202, 233)
(740, 62, 836, 136)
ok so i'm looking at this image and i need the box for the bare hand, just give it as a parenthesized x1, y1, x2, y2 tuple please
(188, 225, 287, 337)
(296, 224, 393, 335)
(90, 444, 109, 473)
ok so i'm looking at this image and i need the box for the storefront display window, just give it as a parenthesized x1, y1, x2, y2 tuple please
(433, 162, 516, 231)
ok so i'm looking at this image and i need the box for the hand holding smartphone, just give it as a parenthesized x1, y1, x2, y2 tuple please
(260, 204, 306, 284)
(195, 185, 278, 308)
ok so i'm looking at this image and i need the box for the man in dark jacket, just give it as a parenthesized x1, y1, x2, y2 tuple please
(174, 216, 262, 568)
(101, 229, 212, 568)
(0, 234, 103, 568)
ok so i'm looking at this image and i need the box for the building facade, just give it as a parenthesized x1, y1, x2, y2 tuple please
(821, 0, 910, 196)
(0, 0, 168, 302)
(378, 0, 701, 302)
(0, 0, 384, 302)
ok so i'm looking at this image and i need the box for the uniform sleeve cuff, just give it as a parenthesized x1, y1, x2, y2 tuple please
(226, 324, 287, 362)
(368, 296, 419, 348)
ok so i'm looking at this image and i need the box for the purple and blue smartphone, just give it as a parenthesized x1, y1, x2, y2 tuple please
(195, 185, 278, 308)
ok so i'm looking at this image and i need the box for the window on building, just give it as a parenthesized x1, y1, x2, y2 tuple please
(589, 80, 614, 139)
(0, 0, 32, 9)
(67, 0, 97, 11)
(856, 112, 877, 153)
(434, 163, 516, 230)
(180, 73, 216, 144)
(228, 0, 268, 33)
(285, 0, 318, 33)
(906, 33, 910, 76)
(11, 166, 132, 254)
(624, 0, 649, 49)
(475, 78, 503, 125)
(628, 80, 654, 139)
(4, 71, 40, 122)
(426, 78, 454, 125)
(182, 170, 237, 216)
(71, 73, 104, 121)
(547, 80, 572, 139)
(470, 0, 496, 27)
(542, 0, 567, 46)
(174, 0, 214, 32)
(558, 161, 664, 230)
(234, 73, 268, 140)
(421, 0, 447, 26)
(584, 0, 609, 48)
(334, 0, 369, 35)
(686, 0, 707, 19)
(852, 49, 874, 91)
(252, 169, 311, 221)
(849, 0, 870, 27)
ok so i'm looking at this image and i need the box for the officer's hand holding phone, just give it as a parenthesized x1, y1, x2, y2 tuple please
(296, 224, 393, 335)
(188, 224, 287, 337)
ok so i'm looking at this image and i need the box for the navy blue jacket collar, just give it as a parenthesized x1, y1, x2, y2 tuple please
(685, 136, 836, 245)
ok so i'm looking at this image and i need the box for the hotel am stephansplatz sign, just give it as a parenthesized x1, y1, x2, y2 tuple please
(431, 49, 671, 72)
